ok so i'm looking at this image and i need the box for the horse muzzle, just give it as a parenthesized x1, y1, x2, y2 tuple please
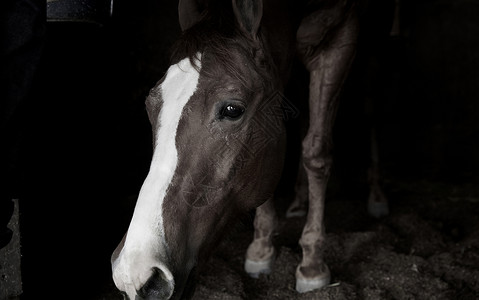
(111, 241, 176, 300)
(133, 267, 175, 300)
(112, 262, 175, 300)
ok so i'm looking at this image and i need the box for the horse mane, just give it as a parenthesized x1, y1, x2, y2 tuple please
(170, 1, 269, 88)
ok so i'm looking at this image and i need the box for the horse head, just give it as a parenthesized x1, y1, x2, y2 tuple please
(111, 0, 290, 299)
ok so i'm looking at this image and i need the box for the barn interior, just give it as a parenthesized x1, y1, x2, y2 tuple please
(1, 0, 478, 299)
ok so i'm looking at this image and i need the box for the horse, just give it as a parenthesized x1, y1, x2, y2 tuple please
(111, 0, 389, 299)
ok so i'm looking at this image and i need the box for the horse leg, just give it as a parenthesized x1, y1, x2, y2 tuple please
(364, 0, 398, 218)
(244, 198, 277, 278)
(295, 9, 358, 293)
(286, 159, 308, 218)
(367, 127, 389, 218)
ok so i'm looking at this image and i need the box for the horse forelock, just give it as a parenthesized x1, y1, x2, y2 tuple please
(170, 1, 279, 94)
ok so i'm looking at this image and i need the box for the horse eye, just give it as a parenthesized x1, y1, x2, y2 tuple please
(220, 104, 245, 120)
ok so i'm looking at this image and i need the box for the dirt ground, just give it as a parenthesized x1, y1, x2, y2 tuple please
(196, 175, 479, 300)
(97, 172, 479, 300)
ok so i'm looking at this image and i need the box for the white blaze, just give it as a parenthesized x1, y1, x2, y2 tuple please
(112, 55, 201, 298)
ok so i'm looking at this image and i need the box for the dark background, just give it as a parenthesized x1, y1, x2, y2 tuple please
(4, 0, 478, 298)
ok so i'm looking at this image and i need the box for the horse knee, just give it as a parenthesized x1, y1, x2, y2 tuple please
(301, 135, 333, 179)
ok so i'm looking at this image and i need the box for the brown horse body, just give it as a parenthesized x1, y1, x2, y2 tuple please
(111, 0, 388, 299)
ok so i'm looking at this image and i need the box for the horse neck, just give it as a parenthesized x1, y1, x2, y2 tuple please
(261, 0, 302, 85)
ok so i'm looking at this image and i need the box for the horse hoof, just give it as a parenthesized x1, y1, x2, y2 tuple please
(286, 208, 307, 218)
(295, 263, 330, 293)
(368, 201, 389, 218)
(286, 204, 307, 218)
(295, 275, 331, 293)
(244, 258, 273, 278)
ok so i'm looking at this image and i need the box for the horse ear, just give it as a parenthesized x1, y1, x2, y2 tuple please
(178, 0, 206, 31)
(232, 0, 263, 39)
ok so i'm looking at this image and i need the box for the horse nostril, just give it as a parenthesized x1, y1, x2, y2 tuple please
(137, 267, 175, 300)
(120, 291, 130, 300)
